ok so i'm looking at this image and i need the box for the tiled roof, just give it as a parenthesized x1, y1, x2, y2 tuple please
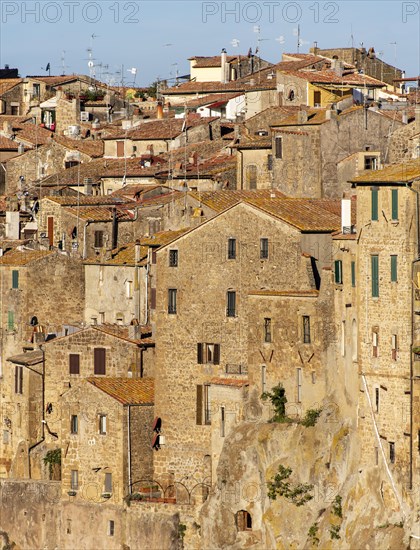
(140, 228, 190, 247)
(279, 68, 385, 87)
(182, 92, 243, 108)
(105, 116, 218, 140)
(188, 189, 285, 212)
(53, 135, 104, 158)
(45, 195, 128, 206)
(63, 205, 133, 222)
(233, 136, 272, 149)
(136, 190, 183, 207)
(249, 289, 319, 297)
(0, 78, 23, 95)
(87, 377, 154, 405)
(94, 324, 152, 344)
(189, 55, 239, 67)
(4, 120, 53, 146)
(84, 242, 148, 266)
(0, 136, 29, 151)
(110, 184, 162, 199)
(350, 159, 420, 183)
(245, 197, 342, 231)
(0, 248, 52, 266)
(210, 378, 248, 387)
(7, 350, 44, 365)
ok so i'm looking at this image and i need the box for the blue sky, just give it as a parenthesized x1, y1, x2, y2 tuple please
(1, 1, 419, 86)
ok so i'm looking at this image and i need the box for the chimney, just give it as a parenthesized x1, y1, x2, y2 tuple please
(331, 58, 343, 77)
(311, 41, 319, 56)
(341, 199, 352, 233)
(297, 109, 308, 124)
(135, 239, 141, 263)
(3, 120, 12, 136)
(221, 48, 228, 84)
(156, 102, 163, 119)
(402, 111, 408, 124)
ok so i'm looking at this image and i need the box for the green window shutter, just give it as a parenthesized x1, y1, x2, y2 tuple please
(371, 255, 379, 297)
(7, 311, 14, 331)
(351, 261, 356, 287)
(334, 260, 343, 284)
(12, 270, 19, 289)
(391, 189, 398, 220)
(371, 189, 378, 221)
(391, 255, 398, 282)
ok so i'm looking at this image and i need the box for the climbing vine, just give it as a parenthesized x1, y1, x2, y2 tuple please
(267, 465, 313, 506)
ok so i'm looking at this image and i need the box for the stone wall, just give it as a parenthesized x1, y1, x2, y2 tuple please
(55, 97, 80, 135)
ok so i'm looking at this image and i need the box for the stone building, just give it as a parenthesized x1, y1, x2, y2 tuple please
(59, 377, 154, 504)
(387, 107, 420, 164)
(350, 160, 420, 507)
(153, 198, 341, 487)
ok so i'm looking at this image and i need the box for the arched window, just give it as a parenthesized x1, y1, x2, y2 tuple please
(236, 510, 252, 531)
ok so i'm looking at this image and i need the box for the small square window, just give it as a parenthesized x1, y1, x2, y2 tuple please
(168, 289, 177, 314)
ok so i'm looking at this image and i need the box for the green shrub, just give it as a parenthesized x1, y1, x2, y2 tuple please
(301, 408, 322, 427)
(267, 465, 313, 506)
(261, 383, 289, 422)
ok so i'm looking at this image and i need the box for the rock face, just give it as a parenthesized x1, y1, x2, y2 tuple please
(199, 411, 415, 549)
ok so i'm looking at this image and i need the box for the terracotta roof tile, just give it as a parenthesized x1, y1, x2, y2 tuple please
(105, 116, 217, 140)
(63, 205, 133, 221)
(183, 92, 243, 108)
(7, 350, 44, 365)
(45, 196, 128, 206)
(0, 136, 29, 151)
(0, 78, 23, 95)
(53, 135, 104, 158)
(189, 55, 239, 68)
(279, 68, 385, 87)
(94, 324, 153, 344)
(86, 377, 154, 405)
(140, 228, 190, 246)
(188, 189, 285, 212)
(0, 248, 52, 266)
(350, 159, 420, 183)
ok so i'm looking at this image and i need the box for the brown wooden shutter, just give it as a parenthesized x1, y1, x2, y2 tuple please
(15, 366, 22, 394)
(47, 217, 54, 246)
(197, 343, 203, 364)
(196, 385, 203, 425)
(214, 344, 220, 365)
(151, 251, 157, 264)
(116, 141, 124, 157)
(69, 354, 80, 375)
(150, 288, 156, 309)
(94, 348, 106, 375)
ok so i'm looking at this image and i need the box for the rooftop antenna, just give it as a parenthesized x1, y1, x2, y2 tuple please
(127, 67, 138, 86)
(60, 50, 68, 76)
(297, 24, 301, 53)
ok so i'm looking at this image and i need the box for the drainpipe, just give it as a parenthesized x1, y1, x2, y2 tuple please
(406, 182, 420, 491)
(27, 346, 45, 479)
(135, 239, 141, 323)
(82, 221, 91, 259)
(127, 405, 132, 495)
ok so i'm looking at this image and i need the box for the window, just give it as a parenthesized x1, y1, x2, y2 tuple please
(196, 384, 211, 425)
(197, 343, 220, 365)
(371, 189, 378, 221)
(375, 387, 379, 412)
(70, 415, 78, 434)
(236, 510, 252, 531)
(65, 161, 80, 169)
(302, 316, 311, 344)
(69, 354, 80, 375)
(364, 156, 379, 170)
(351, 261, 356, 287)
(371, 255, 379, 297)
(99, 414, 107, 435)
(33, 83, 40, 98)
(226, 291, 236, 317)
(12, 270, 19, 289)
(267, 154, 273, 171)
(94, 230, 104, 248)
(108, 520, 115, 536)
(116, 141, 125, 157)
(227, 238, 236, 260)
(221, 407, 225, 437)
(313, 90, 321, 106)
(372, 330, 379, 358)
(169, 249, 178, 267)
(264, 318, 272, 343)
(94, 348, 106, 375)
(389, 442, 395, 464)
(91, 317, 98, 326)
(11, 105, 18, 116)
(168, 289, 177, 314)
(15, 365, 23, 394)
(391, 255, 398, 282)
(260, 238, 269, 259)
(104, 472, 112, 493)
(261, 365, 266, 393)
(7, 311, 15, 331)
(275, 137, 283, 159)
(391, 334, 398, 361)
(341, 321, 346, 357)
(297, 368, 302, 403)
(391, 189, 398, 220)
(246, 165, 257, 189)
(334, 260, 343, 284)
(70, 470, 78, 490)
(125, 280, 133, 299)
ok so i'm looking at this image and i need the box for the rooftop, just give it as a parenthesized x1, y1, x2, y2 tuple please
(350, 159, 420, 183)
(0, 248, 52, 266)
(87, 377, 154, 405)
